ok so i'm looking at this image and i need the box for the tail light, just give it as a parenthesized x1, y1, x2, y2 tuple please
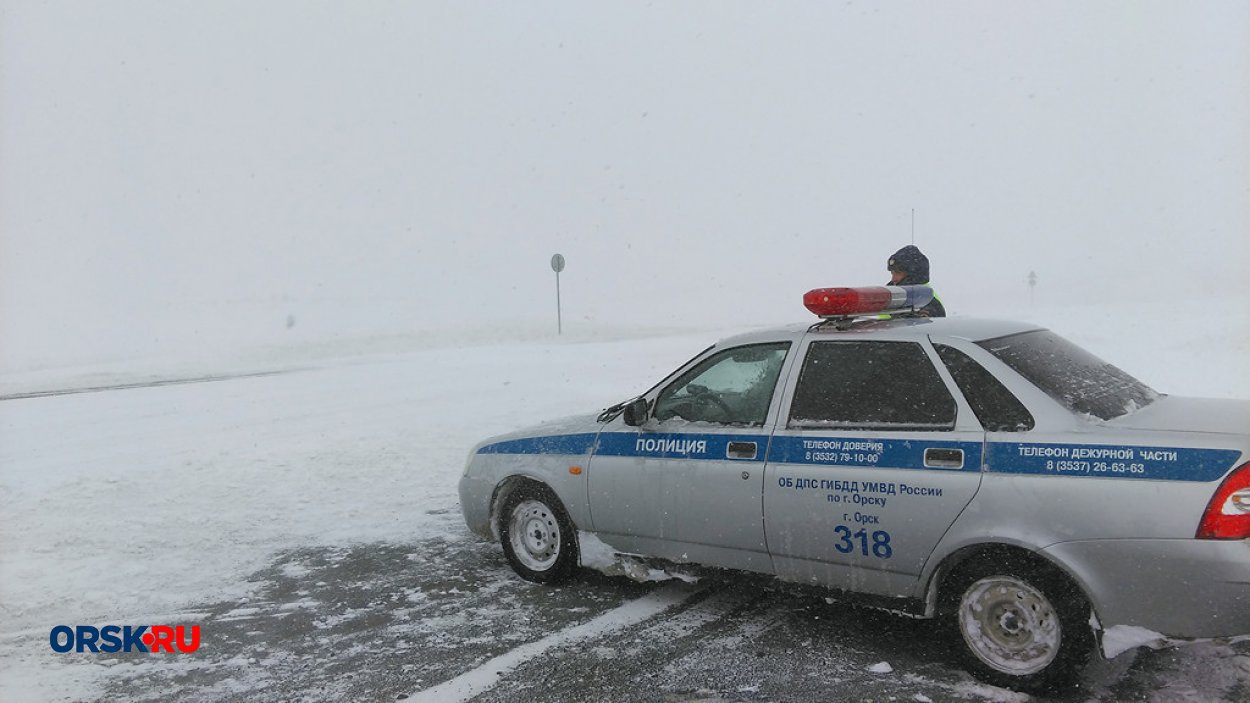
(1196, 462, 1250, 539)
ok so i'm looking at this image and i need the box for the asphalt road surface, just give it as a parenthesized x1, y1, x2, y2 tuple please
(91, 532, 1250, 703)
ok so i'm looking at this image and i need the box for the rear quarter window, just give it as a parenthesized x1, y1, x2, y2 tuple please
(934, 344, 1034, 432)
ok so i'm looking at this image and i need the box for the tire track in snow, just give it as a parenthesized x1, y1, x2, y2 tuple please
(620, 586, 762, 651)
(0, 369, 298, 401)
(404, 582, 701, 703)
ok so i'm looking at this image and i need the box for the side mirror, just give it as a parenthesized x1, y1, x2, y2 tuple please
(622, 397, 650, 426)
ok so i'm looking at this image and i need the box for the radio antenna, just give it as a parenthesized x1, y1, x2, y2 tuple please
(910, 208, 915, 245)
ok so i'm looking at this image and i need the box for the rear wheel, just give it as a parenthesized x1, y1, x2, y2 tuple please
(943, 558, 1094, 693)
(499, 483, 578, 583)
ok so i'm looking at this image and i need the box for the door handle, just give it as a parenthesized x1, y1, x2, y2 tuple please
(924, 447, 964, 469)
(727, 441, 757, 460)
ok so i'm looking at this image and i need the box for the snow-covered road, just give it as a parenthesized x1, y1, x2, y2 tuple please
(0, 328, 721, 700)
(2, 305, 1247, 701)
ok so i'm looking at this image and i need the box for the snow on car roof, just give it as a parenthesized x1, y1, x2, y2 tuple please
(714, 317, 1043, 348)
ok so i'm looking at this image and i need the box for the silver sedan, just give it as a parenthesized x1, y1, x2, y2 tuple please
(459, 305, 1250, 693)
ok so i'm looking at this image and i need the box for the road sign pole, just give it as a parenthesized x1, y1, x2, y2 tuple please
(550, 253, 566, 335)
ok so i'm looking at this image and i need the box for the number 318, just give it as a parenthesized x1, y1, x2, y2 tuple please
(833, 526, 893, 558)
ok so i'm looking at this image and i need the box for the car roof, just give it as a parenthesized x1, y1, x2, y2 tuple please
(714, 316, 1044, 348)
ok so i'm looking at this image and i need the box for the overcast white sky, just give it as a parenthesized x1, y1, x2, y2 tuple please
(2, 1, 1248, 371)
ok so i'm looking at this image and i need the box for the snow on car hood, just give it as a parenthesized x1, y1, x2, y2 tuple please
(1103, 395, 1250, 436)
(470, 413, 604, 454)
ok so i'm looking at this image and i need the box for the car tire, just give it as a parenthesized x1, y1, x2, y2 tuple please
(499, 483, 579, 584)
(942, 557, 1094, 693)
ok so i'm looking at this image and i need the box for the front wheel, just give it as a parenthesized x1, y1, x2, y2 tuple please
(499, 484, 579, 584)
(943, 559, 1094, 693)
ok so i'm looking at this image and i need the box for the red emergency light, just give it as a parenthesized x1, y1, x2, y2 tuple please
(803, 285, 934, 318)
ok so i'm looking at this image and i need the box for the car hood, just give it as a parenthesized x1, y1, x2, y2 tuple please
(470, 413, 604, 454)
(1104, 395, 1250, 436)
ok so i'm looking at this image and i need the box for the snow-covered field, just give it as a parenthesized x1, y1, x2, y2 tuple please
(1, 301, 1247, 701)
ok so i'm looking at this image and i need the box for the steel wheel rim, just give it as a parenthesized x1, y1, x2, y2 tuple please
(508, 499, 561, 571)
(959, 576, 1061, 675)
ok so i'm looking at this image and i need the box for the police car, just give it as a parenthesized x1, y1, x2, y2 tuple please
(458, 286, 1250, 691)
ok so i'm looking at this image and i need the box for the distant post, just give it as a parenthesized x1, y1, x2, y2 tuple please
(551, 253, 566, 335)
(1028, 270, 1037, 306)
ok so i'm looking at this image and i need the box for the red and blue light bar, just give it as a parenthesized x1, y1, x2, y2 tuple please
(803, 285, 934, 318)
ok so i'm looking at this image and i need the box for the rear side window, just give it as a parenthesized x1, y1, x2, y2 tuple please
(977, 330, 1157, 421)
(788, 341, 956, 430)
(934, 344, 1034, 432)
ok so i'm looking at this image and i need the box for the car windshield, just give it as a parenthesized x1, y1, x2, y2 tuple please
(978, 330, 1158, 421)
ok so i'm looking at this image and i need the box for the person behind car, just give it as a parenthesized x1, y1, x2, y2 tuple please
(887, 245, 946, 317)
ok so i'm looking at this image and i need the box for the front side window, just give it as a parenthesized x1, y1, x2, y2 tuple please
(654, 343, 790, 426)
(977, 330, 1157, 421)
(788, 341, 956, 430)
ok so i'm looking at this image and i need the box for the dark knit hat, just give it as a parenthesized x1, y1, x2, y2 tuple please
(887, 245, 930, 282)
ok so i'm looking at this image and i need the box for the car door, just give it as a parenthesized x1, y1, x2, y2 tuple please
(763, 337, 985, 598)
(588, 341, 792, 573)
